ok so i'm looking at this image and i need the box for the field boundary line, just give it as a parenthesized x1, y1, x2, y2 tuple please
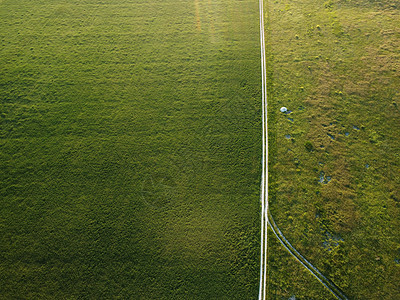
(258, 0, 268, 298)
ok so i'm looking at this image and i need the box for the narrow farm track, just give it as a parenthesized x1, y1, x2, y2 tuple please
(257, 1, 348, 299)
(258, 0, 268, 298)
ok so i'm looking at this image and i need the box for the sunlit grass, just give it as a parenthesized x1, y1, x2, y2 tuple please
(267, 0, 400, 298)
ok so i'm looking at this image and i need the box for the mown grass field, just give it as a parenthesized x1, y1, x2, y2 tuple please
(0, 0, 262, 298)
(266, 0, 400, 298)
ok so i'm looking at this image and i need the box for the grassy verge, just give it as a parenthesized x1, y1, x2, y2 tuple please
(266, 0, 400, 298)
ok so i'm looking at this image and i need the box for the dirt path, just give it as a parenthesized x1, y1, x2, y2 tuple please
(258, 0, 268, 298)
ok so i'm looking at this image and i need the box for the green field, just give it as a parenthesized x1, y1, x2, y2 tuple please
(0, 0, 261, 298)
(266, 0, 400, 299)
(2, 0, 400, 299)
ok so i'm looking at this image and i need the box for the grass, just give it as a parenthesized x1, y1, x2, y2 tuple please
(3, 0, 398, 298)
(266, 0, 400, 298)
(0, 0, 261, 298)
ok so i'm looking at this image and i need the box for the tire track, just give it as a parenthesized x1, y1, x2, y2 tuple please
(258, 0, 268, 298)
(267, 211, 348, 300)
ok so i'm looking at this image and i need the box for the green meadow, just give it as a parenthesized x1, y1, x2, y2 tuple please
(266, 0, 400, 299)
(0, 0, 261, 298)
(2, 0, 400, 299)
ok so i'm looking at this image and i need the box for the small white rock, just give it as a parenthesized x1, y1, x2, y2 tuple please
(280, 107, 287, 113)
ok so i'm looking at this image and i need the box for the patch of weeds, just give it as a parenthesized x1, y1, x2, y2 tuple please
(304, 141, 315, 152)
